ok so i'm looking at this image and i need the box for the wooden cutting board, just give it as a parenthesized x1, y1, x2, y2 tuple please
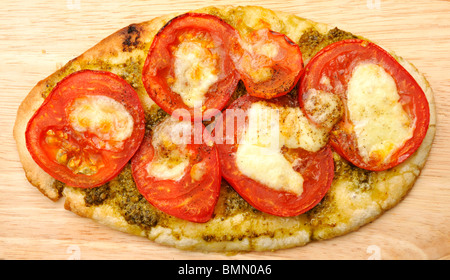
(1, 0, 449, 260)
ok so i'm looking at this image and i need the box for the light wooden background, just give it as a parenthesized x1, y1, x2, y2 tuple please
(1, 0, 449, 260)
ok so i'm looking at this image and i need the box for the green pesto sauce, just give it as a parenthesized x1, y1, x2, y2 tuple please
(332, 152, 374, 193)
(145, 106, 168, 130)
(42, 56, 145, 98)
(84, 165, 165, 230)
(298, 27, 358, 62)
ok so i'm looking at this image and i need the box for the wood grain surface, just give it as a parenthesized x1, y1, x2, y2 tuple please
(1, 0, 449, 260)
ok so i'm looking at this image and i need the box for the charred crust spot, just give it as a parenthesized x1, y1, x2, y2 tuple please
(127, 24, 138, 34)
(122, 24, 142, 52)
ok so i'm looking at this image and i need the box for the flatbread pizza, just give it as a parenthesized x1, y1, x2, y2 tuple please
(13, 5, 436, 252)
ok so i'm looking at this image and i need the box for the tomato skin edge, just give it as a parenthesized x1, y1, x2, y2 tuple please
(299, 39, 430, 171)
(239, 29, 304, 100)
(215, 94, 334, 217)
(220, 146, 334, 217)
(142, 13, 241, 122)
(25, 70, 146, 188)
(131, 119, 221, 223)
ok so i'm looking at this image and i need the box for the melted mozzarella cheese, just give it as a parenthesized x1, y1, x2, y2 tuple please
(347, 63, 414, 162)
(146, 118, 191, 181)
(244, 102, 329, 152)
(255, 40, 280, 59)
(279, 106, 330, 152)
(239, 32, 281, 83)
(236, 102, 330, 195)
(236, 143, 304, 195)
(190, 161, 207, 182)
(170, 41, 219, 108)
(67, 95, 134, 150)
(302, 88, 344, 129)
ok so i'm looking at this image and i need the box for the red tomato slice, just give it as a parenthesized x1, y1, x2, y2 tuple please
(215, 94, 334, 217)
(131, 117, 221, 223)
(237, 28, 303, 99)
(25, 70, 146, 188)
(298, 39, 430, 171)
(142, 13, 241, 121)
